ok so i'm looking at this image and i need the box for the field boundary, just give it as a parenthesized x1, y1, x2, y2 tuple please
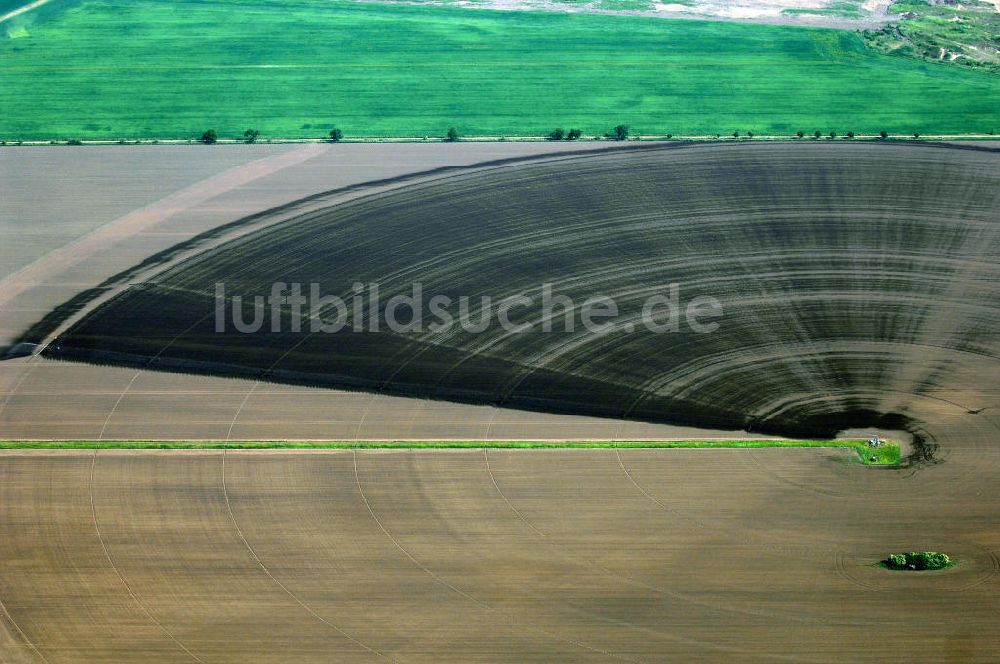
(3, 134, 1000, 147)
(0, 439, 901, 463)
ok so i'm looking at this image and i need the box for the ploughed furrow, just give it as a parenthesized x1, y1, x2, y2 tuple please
(42, 142, 1000, 441)
(2, 446, 999, 662)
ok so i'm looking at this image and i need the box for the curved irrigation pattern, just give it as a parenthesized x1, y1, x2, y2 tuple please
(1, 443, 999, 662)
(3, 142, 1000, 661)
(36, 142, 1000, 450)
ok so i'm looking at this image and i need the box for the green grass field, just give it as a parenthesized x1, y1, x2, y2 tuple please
(0, 439, 900, 464)
(1, 0, 998, 140)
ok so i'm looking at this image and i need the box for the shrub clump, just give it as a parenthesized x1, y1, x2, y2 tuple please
(884, 551, 952, 571)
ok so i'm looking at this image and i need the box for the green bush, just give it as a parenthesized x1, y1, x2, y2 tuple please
(884, 551, 952, 571)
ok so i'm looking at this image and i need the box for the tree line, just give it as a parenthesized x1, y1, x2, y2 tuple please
(195, 125, 918, 144)
(4, 127, 928, 146)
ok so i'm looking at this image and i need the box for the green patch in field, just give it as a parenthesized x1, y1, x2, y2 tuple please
(857, 441, 901, 465)
(879, 551, 954, 571)
(594, 0, 658, 10)
(783, 2, 865, 19)
(1, 0, 999, 139)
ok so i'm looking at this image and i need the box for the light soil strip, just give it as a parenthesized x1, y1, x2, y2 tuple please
(0, 0, 53, 24)
(862, 0, 895, 18)
(25, 143, 596, 353)
(0, 143, 329, 320)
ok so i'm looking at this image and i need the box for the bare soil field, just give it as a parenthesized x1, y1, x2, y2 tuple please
(0, 356, 756, 440)
(0, 141, 737, 441)
(1, 435, 998, 662)
(1, 142, 999, 661)
(400, 0, 891, 27)
(0, 145, 300, 281)
(34, 142, 1000, 441)
(0, 142, 586, 349)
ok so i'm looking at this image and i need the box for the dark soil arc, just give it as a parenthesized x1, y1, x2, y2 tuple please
(4, 142, 670, 357)
(41, 143, 1000, 447)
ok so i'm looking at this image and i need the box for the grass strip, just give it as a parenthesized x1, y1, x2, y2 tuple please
(0, 439, 900, 463)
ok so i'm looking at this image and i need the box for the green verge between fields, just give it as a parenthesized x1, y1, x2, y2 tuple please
(2, 0, 999, 140)
(0, 439, 901, 464)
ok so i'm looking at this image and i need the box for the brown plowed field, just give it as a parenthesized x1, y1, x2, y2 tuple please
(0, 142, 585, 349)
(2, 142, 1000, 661)
(40, 142, 1000, 440)
(1, 430, 999, 662)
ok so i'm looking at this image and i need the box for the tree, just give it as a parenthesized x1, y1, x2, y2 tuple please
(829, 131, 837, 140)
(885, 551, 951, 571)
(813, 130, 822, 139)
(732, 130, 739, 139)
(913, 132, 921, 139)
(328, 128, 343, 142)
(880, 130, 889, 139)
(747, 131, 754, 139)
(548, 127, 565, 141)
(567, 128, 582, 140)
(243, 128, 260, 144)
(613, 124, 629, 141)
(847, 131, 855, 139)
(446, 127, 460, 142)
(796, 131, 805, 139)
(200, 129, 218, 145)
(926, 552, 950, 569)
